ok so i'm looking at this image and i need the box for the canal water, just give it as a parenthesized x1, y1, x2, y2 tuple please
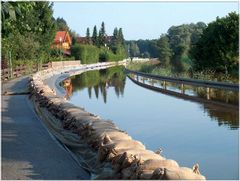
(63, 66, 239, 180)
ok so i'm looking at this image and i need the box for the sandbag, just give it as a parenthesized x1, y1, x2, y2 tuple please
(139, 170, 154, 180)
(138, 159, 179, 171)
(162, 167, 206, 180)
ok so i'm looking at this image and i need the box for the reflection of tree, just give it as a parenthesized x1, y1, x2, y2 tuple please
(70, 66, 126, 103)
(202, 104, 239, 129)
(94, 85, 99, 99)
(88, 87, 92, 99)
(196, 87, 239, 129)
(196, 87, 239, 105)
(131, 77, 239, 129)
(164, 82, 239, 128)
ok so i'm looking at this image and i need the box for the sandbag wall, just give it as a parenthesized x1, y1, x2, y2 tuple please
(30, 66, 206, 180)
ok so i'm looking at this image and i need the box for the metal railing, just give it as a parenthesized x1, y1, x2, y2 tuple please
(125, 68, 239, 91)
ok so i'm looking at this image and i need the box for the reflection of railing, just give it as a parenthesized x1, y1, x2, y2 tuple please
(127, 75, 238, 110)
(125, 69, 239, 91)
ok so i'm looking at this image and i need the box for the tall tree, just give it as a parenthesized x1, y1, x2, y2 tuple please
(98, 21, 106, 46)
(118, 28, 124, 45)
(166, 22, 206, 72)
(92, 25, 98, 46)
(129, 42, 140, 58)
(86, 27, 91, 44)
(70, 30, 79, 45)
(113, 27, 119, 44)
(157, 34, 172, 67)
(55, 17, 69, 31)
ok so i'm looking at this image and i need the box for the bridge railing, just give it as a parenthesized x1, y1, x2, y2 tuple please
(125, 68, 239, 91)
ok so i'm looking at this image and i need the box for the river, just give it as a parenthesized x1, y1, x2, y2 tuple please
(61, 66, 239, 180)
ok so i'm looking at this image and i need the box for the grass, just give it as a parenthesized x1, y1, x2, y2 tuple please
(126, 61, 239, 84)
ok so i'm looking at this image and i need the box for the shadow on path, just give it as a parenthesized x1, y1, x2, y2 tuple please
(1, 77, 90, 180)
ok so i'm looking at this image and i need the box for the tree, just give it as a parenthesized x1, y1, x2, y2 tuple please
(129, 42, 140, 58)
(2, 1, 56, 65)
(157, 34, 172, 67)
(55, 17, 69, 31)
(166, 22, 206, 72)
(98, 22, 106, 46)
(70, 30, 79, 45)
(92, 25, 98, 46)
(86, 27, 91, 44)
(190, 12, 239, 75)
(118, 28, 124, 45)
(113, 27, 118, 44)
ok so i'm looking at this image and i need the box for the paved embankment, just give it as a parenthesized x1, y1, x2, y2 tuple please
(1, 76, 90, 179)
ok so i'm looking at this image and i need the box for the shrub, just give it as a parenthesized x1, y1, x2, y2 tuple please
(71, 44, 99, 64)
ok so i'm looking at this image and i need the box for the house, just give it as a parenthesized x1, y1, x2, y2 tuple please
(76, 37, 88, 44)
(52, 31, 72, 55)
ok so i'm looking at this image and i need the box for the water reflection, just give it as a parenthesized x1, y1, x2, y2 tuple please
(128, 74, 239, 129)
(62, 78, 73, 100)
(66, 66, 239, 179)
(70, 66, 126, 103)
(64, 67, 239, 129)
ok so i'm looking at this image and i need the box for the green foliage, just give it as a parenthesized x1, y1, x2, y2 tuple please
(190, 12, 239, 75)
(167, 22, 206, 72)
(129, 41, 140, 57)
(126, 39, 159, 58)
(71, 44, 99, 64)
(2, 1, 56, 67)
(127, 61, 237, 83)
(99, 46, 127, 62)
(112, 28, 119, 45)
(86, 27, 91, 44)
(157, 34, 172, 67)
(118, 28, 124, 45)
(92, 25, 98, 46)
(55, 17, 69, 31)
(98, 22, 106, 47)
(70, 30, 78, 45)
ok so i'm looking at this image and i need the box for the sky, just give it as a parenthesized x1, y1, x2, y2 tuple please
(53, 2, 238, 40)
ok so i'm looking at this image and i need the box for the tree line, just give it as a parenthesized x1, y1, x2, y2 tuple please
(2, 2, 238, 76)
(127, 12, 239, 76)
(70, 22, 127, 64)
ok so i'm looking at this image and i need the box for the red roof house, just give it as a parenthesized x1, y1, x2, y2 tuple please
(52, 31, 72, 55)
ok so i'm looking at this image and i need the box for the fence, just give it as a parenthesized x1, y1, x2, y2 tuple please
(1, 60, 81, 80)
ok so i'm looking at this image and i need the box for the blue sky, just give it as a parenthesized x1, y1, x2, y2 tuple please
(53, 2, 238, 40)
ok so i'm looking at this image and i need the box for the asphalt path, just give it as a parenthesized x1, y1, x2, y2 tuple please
(1, 76, 90, 180)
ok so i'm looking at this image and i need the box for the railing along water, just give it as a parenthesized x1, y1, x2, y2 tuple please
(125, 68, 239, 91)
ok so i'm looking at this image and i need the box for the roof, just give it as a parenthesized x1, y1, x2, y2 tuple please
(77, 37, 88, 44)
(54, 31, 72, 45)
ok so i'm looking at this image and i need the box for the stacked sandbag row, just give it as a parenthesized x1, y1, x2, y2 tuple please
(30, 69, 206, 180)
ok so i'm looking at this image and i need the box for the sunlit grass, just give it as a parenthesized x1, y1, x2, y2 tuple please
(127, 61, 238, 83)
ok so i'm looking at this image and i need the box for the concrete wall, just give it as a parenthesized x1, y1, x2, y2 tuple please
(50, 60, 81, 69)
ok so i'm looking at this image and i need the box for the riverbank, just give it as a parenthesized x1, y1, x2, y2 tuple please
(1, 76, 90, 180)
(127, 61, 239, 83)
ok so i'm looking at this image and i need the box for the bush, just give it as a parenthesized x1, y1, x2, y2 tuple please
(99, 46, 126, 62)
(71, 44, 99, 64)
